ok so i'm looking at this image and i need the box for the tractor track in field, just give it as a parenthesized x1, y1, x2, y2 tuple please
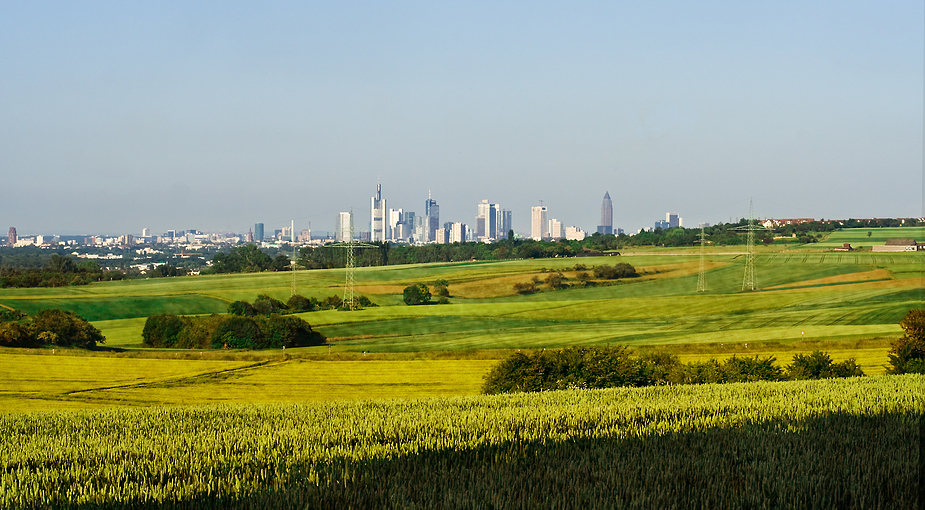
(62, 359, 287, 396)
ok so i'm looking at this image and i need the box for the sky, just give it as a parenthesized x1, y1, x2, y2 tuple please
(1, 1, 922, 236)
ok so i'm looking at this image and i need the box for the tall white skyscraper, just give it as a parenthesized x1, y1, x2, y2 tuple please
(370, 182, 387, 242)
(388, 208, 402, 241)
(531, 205, 548, 241)
(337, 212, 352, 242)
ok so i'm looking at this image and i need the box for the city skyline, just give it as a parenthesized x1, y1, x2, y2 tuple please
(1, 3, 921, 236)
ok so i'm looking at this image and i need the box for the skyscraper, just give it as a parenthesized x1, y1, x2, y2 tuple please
(531, 205, 548, 241)
(548, 219, 564, 240)
(370, 182, 387, 242)
(7, 227, 16, 247)
(476, 200, 499, 241)
(597, 192, 613, 235)
(500, 209, 512, 239)
(388, 208, 403, 241)
(254, 223, 264, 243)
(666, 212, 680, 229)
(337, 212, 352, 242)
(425, 195, 439, 243)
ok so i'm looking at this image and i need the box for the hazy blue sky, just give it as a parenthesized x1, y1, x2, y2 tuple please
(1, 1, 922, 236)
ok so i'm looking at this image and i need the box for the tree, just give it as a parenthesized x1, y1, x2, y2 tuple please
(31, 309, 104, 348)
(142, 314, 186, 348)
(286, 294, 316, 313)
(256, 314, 325, 348)
(228, 300, 257, 317)
(211, 316, 262, 349)
(403, 283, 431, 305)
(252, 294, 288, 315)
(544, 272, 566, 290)
(887, 309, 925, 374)
(786, 351, 864, 379)
(432, 279, 450, 297)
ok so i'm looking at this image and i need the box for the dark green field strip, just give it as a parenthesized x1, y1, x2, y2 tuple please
(0, 295, 229, 321)
(317, 316, 580, 339)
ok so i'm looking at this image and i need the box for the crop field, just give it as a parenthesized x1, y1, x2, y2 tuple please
(1, 229, 922, 407)
(0, 351, 494, 413)
(1, 375, 921, 509)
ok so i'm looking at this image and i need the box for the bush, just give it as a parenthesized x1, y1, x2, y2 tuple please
(286, 294, 316, 313)
(544, 272, 566, 289)
(403, 283, 431, 306)
(593, 263, 637, 280)
(228, 301, 257, 317)
(433, 279, 450, 297)
(887, 309, 925, 374)
(0, 322, 33, 347)
(142, 314, 186, 348)
(513, 281, 538, 295)
(786, 351, 865, 379)
(253, 294, 288, 315)
(0, 309, 27, 323)
(256, 314, 325, 348)
(211, 316, 262, 349)
(31, 309, 104, 348)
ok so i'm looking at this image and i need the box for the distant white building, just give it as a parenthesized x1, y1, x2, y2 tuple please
(337, 212, 352, 242)
(565, 226, 586, 241)
(531, 205, 548, 241)
(449, 222, 466, 243)
(548, 219, 564, 240)
(370, 183, 387, 242)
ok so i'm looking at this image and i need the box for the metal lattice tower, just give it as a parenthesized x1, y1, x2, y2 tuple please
(696, 225, 707, 292)
(290, 245, 298, 297)
(741, 200, 758, 291)
(332, 211, 379, 311)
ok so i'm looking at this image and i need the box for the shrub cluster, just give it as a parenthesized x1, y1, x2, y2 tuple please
(887, 309, 925, 374)
(482, 346, 864, 394)
(0, 308, 104, 348)
(592, 263, 638, 279)
(228, 294, 376, 316)
(142, 313, 325, 350)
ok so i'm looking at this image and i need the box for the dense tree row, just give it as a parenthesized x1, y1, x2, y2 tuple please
(142, 312, 325, 350)
(207, 245, 292, 274)
(482, 346, 865, 394)
(0, 308, 104, 348)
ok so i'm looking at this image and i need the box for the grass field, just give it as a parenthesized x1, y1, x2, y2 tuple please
(1, 227, 923, 408)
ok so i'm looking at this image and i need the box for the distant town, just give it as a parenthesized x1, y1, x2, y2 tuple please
(3, 183, 924, 277)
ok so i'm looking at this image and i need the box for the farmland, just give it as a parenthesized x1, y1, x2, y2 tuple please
(2, 227, 923, 507)
(1, 227, 923, 410)
(1, 375, 921, 508)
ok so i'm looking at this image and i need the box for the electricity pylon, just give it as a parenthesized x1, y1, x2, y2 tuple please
(696, 225, 708, 292)
(735, 199, 766, 291)
(332, 211, 379, 310)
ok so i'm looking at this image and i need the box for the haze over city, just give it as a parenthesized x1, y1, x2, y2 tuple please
(1, 2, 922, 236)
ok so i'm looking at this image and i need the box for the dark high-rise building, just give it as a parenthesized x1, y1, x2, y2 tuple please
(254, 223, 264, 242)
(597, 192, 613, 235)
(7, 227, 17, 247)
(425, 195, 439, 243)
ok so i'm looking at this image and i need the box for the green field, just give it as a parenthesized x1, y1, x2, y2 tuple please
(1, 227, 923, 409)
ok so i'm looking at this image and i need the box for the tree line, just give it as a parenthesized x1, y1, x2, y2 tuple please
(483, 308, 925, 394)
(0, 308, 104, 348)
